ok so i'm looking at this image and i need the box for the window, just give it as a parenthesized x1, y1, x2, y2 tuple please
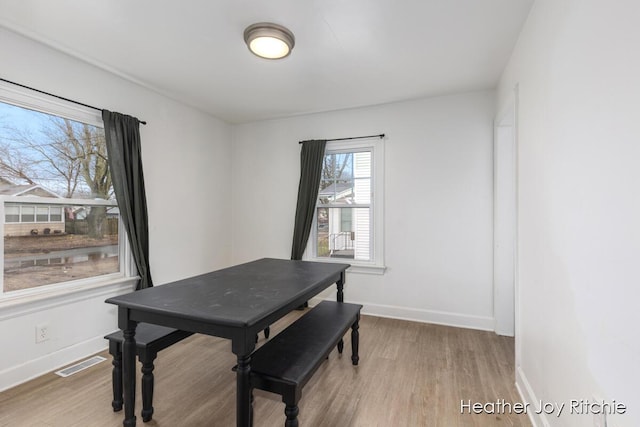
(50, 206, 63, 222)
(3, 204, 65, 224)
(21, 206, 35, 222)
(36, 206, 49, 222)
(308, 138, 385, 274)
(5, 205, 19, 223)
(0, 82, 134, 300)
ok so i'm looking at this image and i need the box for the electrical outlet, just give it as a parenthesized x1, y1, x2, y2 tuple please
(35, 323, 50, 343)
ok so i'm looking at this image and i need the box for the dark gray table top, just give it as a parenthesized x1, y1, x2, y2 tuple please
(106, 258, 349, 328)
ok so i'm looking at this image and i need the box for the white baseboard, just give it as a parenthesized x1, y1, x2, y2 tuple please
(2, 300, 493, 392)
(516, 365, 549, 427)
(0, 335, 108, 392)
(309, 297, 494, 331)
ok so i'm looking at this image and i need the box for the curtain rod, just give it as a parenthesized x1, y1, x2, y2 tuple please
(0, 77, 147, 125)
(299, 133, 384, 144)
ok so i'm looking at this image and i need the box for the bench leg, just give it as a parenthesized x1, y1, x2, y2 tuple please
(122, 324, 138, 427)
(351, 314, 360, 366)
(284, 403, 299, 427)
(251, 389, 255, 425)
(336, 273, 346, 355)
(108, 339, 157, 421)
(109, 341, 123, 412)
(141, 355, 157, 422)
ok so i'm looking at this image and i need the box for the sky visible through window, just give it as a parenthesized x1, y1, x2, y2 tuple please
(0, 101, 110, 199)
(0, 101, 45, 129)
(1, 102, 65, 193)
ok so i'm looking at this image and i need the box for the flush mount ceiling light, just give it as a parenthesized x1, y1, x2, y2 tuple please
(244, 22, 295, 59)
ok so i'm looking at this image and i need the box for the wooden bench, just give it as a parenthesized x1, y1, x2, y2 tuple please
(249, 300, 362, 426)
(104, 324, 193, 422)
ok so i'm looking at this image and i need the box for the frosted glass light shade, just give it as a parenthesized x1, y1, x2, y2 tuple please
(244, 23, 295, 59)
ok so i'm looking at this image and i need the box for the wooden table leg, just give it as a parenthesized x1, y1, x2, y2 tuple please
(236, 354, 253, 427)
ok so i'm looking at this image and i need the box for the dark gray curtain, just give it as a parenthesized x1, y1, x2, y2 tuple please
(102, 110, 152, 290)
(291, 140, 327, 260)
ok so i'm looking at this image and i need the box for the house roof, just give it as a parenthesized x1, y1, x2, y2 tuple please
(0, 182, 31, 196)
(319, 182, 353, 202)
(319, 182, 352, 196)
(0, 177, 61, 198)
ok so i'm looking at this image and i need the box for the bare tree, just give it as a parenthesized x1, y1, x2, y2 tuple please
(321, 153, 351, 189)
(0, 127, 37, 184)
(0, 155, 36, 185)
(43, 118, 111, 199)
(0, 115, 112, 238)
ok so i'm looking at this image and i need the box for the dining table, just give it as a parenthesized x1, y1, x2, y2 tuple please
(105, 258, 350, 427)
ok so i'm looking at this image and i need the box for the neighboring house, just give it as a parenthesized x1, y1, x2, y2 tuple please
(318, 182, 354, 257)
(1, 177, 65, 237)
(317, 154, 371, 260)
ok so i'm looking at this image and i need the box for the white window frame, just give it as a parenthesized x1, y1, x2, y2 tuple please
(0, 81, 137, 308)
(305, 138, 386, 274)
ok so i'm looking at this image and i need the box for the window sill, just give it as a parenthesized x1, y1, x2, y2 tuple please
(305, 257, 386, 275)
(0, 276, 138, 321)
(347, 264, 387, 275)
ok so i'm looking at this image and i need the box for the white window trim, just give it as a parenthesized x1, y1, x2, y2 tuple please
(0, 83, 138, 307)
(304, 138, 386, 275)
(0, 80, 103, 127)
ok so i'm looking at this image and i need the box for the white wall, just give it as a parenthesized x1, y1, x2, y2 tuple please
(497, 1, 640, 426)
(0, 27, 232, 390)
(231, 91, 495, 329)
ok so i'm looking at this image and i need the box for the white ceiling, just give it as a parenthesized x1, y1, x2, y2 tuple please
(0, 0, 533, 124)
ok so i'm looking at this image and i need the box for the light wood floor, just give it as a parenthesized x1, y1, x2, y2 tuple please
(0, 312, 531, 426)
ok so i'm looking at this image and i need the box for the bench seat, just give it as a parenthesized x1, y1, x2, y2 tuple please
(250, 300, 362, 426)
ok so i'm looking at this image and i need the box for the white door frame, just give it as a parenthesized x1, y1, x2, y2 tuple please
(493, 86, 519, 342)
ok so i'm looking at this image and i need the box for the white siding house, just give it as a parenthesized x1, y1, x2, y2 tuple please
(1, 177, 64, 236)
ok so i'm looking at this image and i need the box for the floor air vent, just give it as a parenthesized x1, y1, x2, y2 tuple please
(55, 355, 106, 377)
